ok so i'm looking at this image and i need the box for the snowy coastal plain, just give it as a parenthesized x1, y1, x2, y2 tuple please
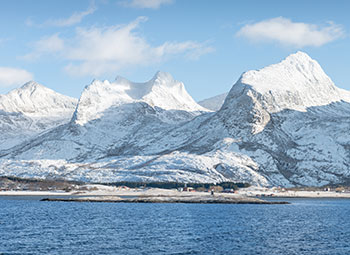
(1, 52, 350, 188)
(1, 184, 350, 200)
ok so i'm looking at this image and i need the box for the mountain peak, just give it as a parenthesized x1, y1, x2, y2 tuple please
(284, 51, 313, 62)
(239, 51, 325, 92)
(224, 51, 350, 112)
(12, 81, 48, 95)
(21, 80, 43, 89)
(151, 71, 176, 85)
(4, 81, 51, 99)
(0, 81, 77, 117)
(10, 81, 62, 99)
(73, 72, 207, 125)
(115, 71, 175, 87)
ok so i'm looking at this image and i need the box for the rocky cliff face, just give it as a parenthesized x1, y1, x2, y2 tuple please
(204, 52, 350, 186)
(1, 52, 349, 187)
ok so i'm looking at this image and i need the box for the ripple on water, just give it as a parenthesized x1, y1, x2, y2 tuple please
(0, 198, 350, 254)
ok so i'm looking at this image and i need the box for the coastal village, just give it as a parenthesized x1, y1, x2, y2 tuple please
(1, 176, 350, 199)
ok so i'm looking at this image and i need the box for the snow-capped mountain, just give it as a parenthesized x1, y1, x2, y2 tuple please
(73, 71, 207, 126)
(196, 51, 350, 186)
(230, 51, 350, 113)
(1, 52, 350, 187)
(0, 82, 77, 150)
(0, 72, 208, 162)
(198, 92, 228, 111)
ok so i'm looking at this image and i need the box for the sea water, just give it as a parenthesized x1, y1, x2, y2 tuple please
(1, 197, 350, 254)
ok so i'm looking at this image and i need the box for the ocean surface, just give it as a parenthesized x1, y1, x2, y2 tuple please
(1, 197, 350, 255)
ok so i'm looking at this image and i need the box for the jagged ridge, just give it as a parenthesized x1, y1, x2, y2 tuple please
(73, 71, 207, 125)
(1, 52, 350, 187)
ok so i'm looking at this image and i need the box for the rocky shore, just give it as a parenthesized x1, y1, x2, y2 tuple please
(41, 194, 288, 204)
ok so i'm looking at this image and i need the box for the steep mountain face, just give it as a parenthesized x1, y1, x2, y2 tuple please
(198, 92, 228, 111)
(0, 82, 78, 150)
(200, 52, 350, 186)
(0, 72, 208, 162)
(1, 52, 350, 187)
(73, 71, 206, 126)
(229, 51, 350, 112)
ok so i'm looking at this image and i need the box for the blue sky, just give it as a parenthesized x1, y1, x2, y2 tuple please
(0, 0, 349, 101)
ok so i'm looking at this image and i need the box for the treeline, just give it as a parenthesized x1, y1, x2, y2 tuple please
(1, 176, 83, 185)
(0, 176, 250, 191)
(104, 181, 250, 190)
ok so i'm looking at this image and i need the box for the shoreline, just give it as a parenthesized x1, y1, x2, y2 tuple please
(236, 188, 350, 199)
(40, 196, 288, 204)
(0, 191, 73, 196)
(0, 187, 289, 204)
(1, 185, 350, 200)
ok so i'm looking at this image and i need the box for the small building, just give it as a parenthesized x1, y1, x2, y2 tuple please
(183, 187, 194, 192)
(223, 188, 235, 193)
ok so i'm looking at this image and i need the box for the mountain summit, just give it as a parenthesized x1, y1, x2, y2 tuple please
(216, 52, 350, 135)
(224, 51, 350, 114)
(73, 71, 207, 125)
(0, 81, 77, 117)
(0, 81, 77, 150)
(1, 53, 350, 187)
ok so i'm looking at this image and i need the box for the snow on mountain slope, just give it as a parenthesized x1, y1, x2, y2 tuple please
(116, 51, 350, 186)
(217, 51, 350, 136)
(0, 72, 207, 161)
(198, 92, 228, 111)
(0, 81, 77, 118)
(228, 51, 350, 113)
(73, 71, 207, 125)
(0, 82, 77, 150)
(1, 53, 350, 187)
(199, 51, 350, 186)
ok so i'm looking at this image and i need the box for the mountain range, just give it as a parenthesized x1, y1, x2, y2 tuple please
(0, 51, 349, 187)
(198, 92, 228, 111)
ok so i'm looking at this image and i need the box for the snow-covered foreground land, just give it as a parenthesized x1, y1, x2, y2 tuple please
(0, 52, 350, 187)
(2, 184, 350, 199)
(237, 187, 350, 198)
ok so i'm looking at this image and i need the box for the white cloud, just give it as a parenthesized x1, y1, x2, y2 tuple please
(26, 4, 96, 27)
(46, 5, 96, 27)
(156, 41, 214, 60)
(23, 17, 213, 76)
(0, 67, 34, 87)
(22, 34, 64, 60)
(62, 17, 213, 76)
(236, 17, 344, 47)
(121, 0, 174, 9)
(36, 34, 65, 52)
